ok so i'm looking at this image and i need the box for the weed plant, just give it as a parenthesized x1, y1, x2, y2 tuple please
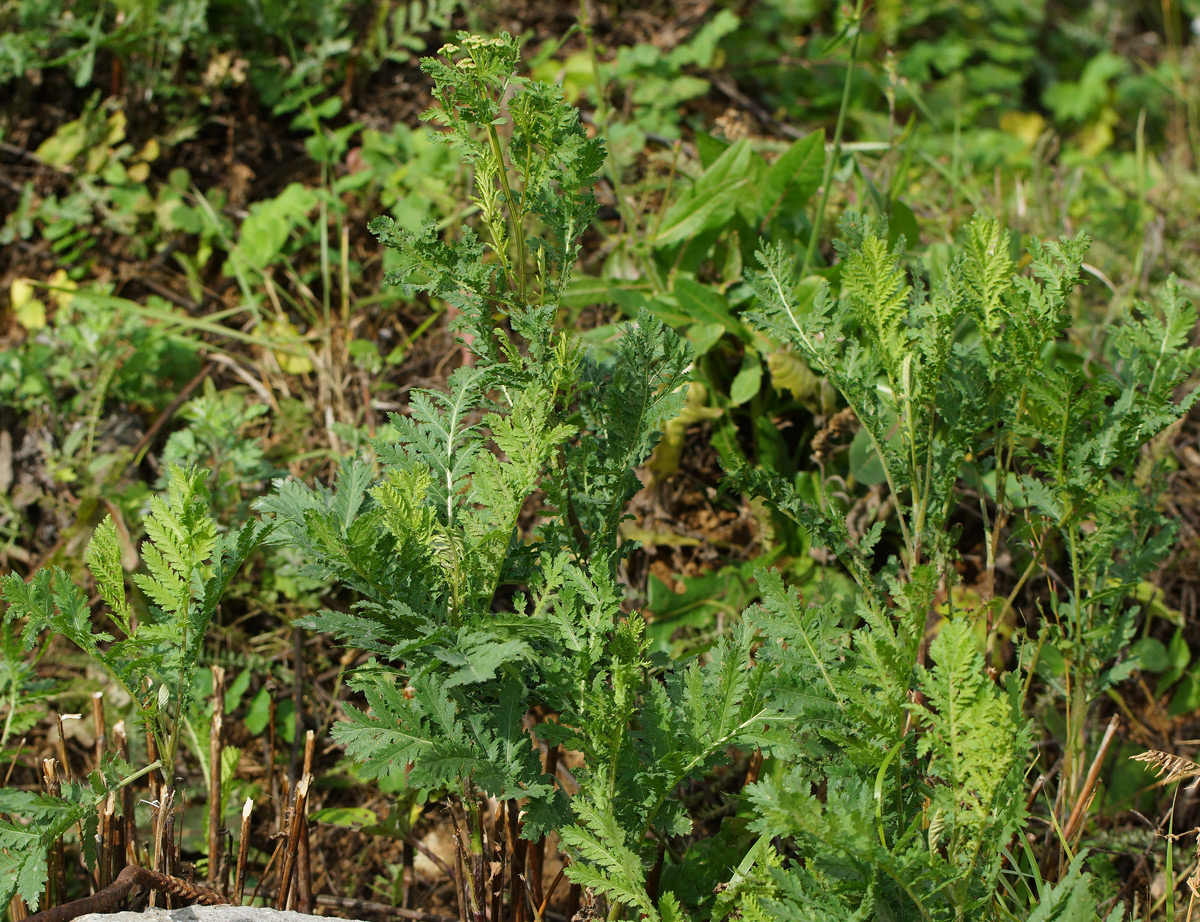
(263, 31, 1198, 921)
(2, 14, 1199, 922)
(1, 466, 267, 907)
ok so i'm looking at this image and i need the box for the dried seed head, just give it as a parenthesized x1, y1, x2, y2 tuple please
(1131, 749, 1200, 789)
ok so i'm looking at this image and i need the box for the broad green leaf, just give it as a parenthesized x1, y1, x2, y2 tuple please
(674, 276, 744, 340)
(887, 197, 919, 248)
(1128, 637, 1168, 674)
(310, 807, 379, 827)
(234, 183, 320, 272)
(685, 322, 726, 358)
(1154, 628, 1190, 697)
(694, 131, 730, 169)
(638, 293, 695, 328)
(758, 132, 824, 227)
(729, 350, 763, 406)
(654, 139, 754, 246)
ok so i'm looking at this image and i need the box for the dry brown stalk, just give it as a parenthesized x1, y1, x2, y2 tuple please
(91, 693, 106, 770)
(1188, 838, 1200, 921)
(528, 745, 559, 912)
(1062, 715, 1120, 847)
(249, 833, 287, 907)
(7, 895, 28, 921)
(450, 807, 471, 922)
(234, 797, 253, 904)
(162, 805, 177, 908)
(42, 759, 66, 907)
(149, 787, 176, 907)
(507, 801, 526, 922)
(144, 723, 160, 808)
(53, 714, 74, 784)
(111, 722, 136, 869)
(297, 744, 314, 916)
(3, 735, 25, 787)
(207, 666, 226, 889)
(489, 802, 505, 922)
(276, 772, 312, 910)
(743, 748, 764, 788)
(99, 793, 117, 890)
(257, 890, 457, 922)
(564, 882, 581, 922)
(537, 865, 568, 922)
(409, 835, 456, 881)
(296, 732, 315, 912)
(302, 728, 315, 777)
(296, 809, 313, 914)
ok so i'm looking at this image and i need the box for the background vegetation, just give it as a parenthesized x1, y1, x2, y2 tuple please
(3, 1, 1200, 920)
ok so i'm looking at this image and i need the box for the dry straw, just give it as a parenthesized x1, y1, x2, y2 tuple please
(1131, 749, 1200, 790)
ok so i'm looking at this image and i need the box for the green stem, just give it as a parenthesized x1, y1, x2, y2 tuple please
(579, 0, 654, 285)
(0, 679, 16, 750)
(861, 416, 916, 570)
(800, 0, 866, 280)
(989, 386, 1026, 597)
(486, 123, 529, 307)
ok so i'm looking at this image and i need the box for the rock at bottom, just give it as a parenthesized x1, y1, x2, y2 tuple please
(76, 907, 364, 922)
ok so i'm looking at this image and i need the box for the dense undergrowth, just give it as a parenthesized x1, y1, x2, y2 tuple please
(3, 2, 1200, 921)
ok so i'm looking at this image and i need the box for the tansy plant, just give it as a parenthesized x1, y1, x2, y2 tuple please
(5, 28, 1190, 922)
(725, 216, 1196, 919)
(0, 465, 268, 907)
(257, 31, 777, 922)
(259, 33, 1199, 922)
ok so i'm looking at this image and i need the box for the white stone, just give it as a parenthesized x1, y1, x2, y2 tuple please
(75, 907, 365, 922)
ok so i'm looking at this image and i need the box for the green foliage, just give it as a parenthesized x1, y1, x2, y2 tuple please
(260, 33, 807, 920)
(0, 622, 53, 751)
(1024, 851, 1125, 922)
(0, 0, 460, 103)
(740, 212, 1191, 593)
(0, 757, 142, 911)
(0, 786, 97, 910)
(260, 25, 1198, 918)
(4, 8, 1198, 920)
(722, 211, 1195, 918)
(733, 568, 1024, 917)
(720, 0, 1174, 161)
(160, 383, 276, 521)
(566, 125, 831, 509)
(2, 465, 268, 770)
(0, 467, 267, 908)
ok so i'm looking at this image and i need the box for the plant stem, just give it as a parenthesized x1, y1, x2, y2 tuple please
(579, 0, 656, 288)
(800, 0, 866, 280)
(486, 123, 529, 308)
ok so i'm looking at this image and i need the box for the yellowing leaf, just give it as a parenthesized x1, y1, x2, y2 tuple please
(998, 111, 1046, 149)
(265, 319, 315, 374)
(10, 278, 47, 330)
(104, 109, 127, 147)
(47, 270, 76, 311)
(136, 138, 161, 162)
(1073, 107, 1118, 158)
(86, 144, 108, 175)
(34, 117, 88, 168)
